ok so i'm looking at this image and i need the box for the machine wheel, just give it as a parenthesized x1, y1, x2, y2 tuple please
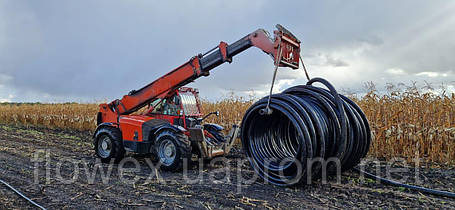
(94, 127, 125, 163)
(154, 130, 191, 171)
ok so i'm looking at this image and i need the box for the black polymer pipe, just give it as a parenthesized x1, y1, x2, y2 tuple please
(0, 178, 46, 209)
(354, 168, 455, 198)
(241, 77, 369, 186)
(241, 77, 455, 199)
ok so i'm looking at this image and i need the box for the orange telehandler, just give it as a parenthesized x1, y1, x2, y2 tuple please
(94, 25, 301, 171)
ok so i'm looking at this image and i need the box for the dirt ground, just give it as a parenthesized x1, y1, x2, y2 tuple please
(0, 124, 454, 209)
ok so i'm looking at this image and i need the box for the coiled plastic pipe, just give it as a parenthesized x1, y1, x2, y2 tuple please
(241, 78, 371, 186)
(241, 77, 455, 199)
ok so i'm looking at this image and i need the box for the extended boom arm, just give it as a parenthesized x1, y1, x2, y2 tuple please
(99, 25, 301, 124)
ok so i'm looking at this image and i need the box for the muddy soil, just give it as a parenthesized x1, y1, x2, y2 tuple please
(0, 124, 454, 209)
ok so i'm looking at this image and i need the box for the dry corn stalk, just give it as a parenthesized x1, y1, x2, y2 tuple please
(0, 88, 453, 165)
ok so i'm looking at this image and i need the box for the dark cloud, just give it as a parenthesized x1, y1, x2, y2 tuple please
(0, 0, 454, 102)
(324, 55, 349, 67)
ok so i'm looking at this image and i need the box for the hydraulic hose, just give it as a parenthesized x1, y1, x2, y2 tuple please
(241, 77, 370, 186)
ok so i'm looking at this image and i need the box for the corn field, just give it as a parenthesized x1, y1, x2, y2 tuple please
(0, 88, 454, 165)
(354, 86, 455, 165)
(0, 103, 99, 131)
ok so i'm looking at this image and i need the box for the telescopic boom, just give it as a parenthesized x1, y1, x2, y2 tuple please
(99, 25, 301, 124)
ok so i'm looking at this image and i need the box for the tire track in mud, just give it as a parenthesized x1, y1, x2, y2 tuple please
(0, 124, 454, 209)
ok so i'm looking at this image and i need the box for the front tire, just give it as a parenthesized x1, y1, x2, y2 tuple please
(94, 127, 125, 163)
(154, 130, 191, 171)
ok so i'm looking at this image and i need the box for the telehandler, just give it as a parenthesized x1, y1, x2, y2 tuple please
(94, 25, 301, 171)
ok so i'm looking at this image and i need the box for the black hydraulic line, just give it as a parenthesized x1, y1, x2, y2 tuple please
(354, 168, 455, 198)
(0, 178, 47, 210)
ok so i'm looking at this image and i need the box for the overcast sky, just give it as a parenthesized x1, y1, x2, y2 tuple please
(1, 0, 454, 103)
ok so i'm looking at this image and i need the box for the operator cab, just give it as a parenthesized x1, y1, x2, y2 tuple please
(146, 87, 225, 144)
(149, 94, 182, 116)
(147, 87, 207, 128)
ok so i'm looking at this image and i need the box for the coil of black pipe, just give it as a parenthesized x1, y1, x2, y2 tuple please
(241, 77, 371, 186)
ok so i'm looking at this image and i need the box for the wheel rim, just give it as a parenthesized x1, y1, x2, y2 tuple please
(98, 136, 112, 158)
(158, 139, 176, 166)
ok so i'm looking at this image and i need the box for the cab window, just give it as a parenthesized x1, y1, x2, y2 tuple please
(150, 95, 181, 116)
(150, 98, 165, 114)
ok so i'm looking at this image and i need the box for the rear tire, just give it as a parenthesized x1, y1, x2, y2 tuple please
(94, 127, 125, 163)
(154, 130, 191, 171)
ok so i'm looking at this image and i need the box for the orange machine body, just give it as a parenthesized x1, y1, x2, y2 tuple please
(95, 25, 301, 154)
